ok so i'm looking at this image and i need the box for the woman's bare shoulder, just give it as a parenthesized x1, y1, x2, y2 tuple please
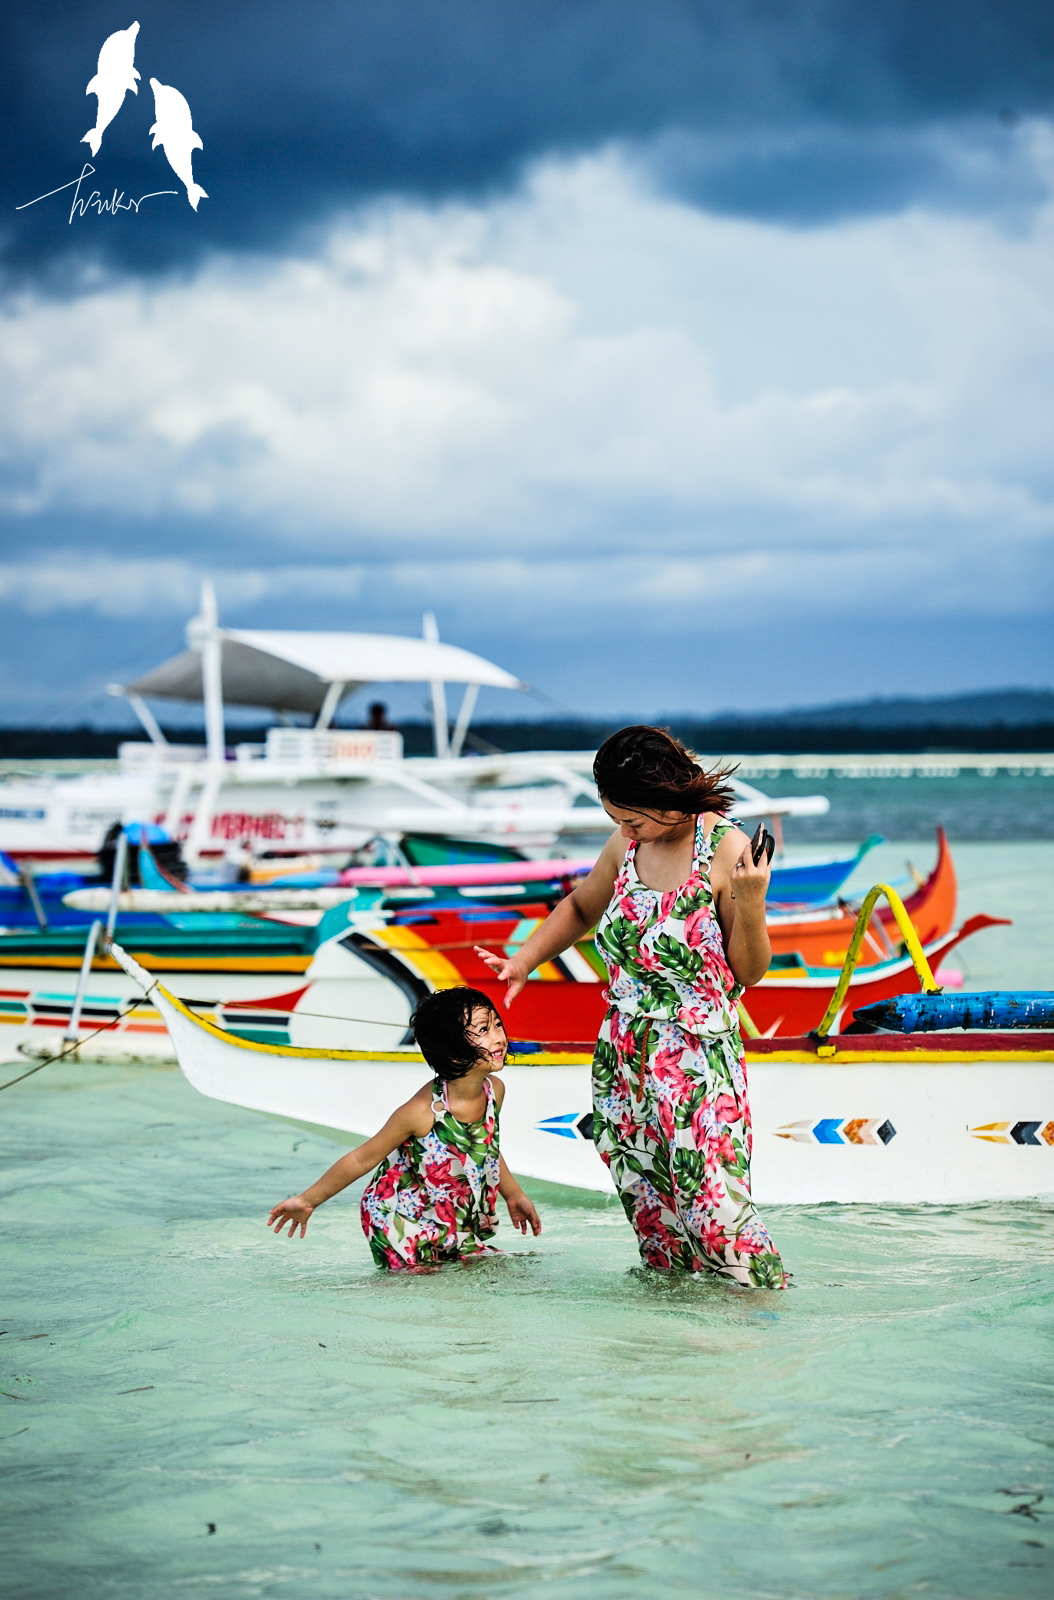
(709, 817, 749, 871)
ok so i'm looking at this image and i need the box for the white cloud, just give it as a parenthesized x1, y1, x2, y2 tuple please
(1, 135, 1053, 621)
(0, 556, 366, 617)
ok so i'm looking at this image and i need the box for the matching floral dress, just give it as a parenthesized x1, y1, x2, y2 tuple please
(593, 816, 785, 1289)
(360, 1078, 501, 1269)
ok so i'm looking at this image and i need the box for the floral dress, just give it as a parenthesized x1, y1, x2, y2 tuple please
(593, 815, 785, 1289)
(360, 1078, 502, 1269)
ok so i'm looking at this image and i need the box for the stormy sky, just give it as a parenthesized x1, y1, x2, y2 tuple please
(3, 1, 1053, 724)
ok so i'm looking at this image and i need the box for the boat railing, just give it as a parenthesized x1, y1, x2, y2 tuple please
(812, 883, 941, 1051)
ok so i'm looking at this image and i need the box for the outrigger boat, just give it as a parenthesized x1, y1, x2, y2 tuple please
(7, 857, 1001, 1056)
(0, 583, 830, 872)
(106, 889, 1054, 1206)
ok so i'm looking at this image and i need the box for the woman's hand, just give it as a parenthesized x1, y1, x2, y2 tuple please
(504, 1189, 542, 1236)
(268, 1195, 315, 1239)
(474, 947, 529, 1008)
(715, 827, 773, 988)
(728, 836, 771, 914)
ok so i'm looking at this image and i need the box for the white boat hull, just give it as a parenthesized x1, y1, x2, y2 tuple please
(107, 943, 1054, 1205)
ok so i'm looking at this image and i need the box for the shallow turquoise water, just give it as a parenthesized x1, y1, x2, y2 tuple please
(2, 830, 1053, 1598)
(4, 1066, 1054, 1599)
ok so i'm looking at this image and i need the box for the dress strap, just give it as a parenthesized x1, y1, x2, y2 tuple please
(702, 813, 740, 859)
(430, 1078, 447, 1119)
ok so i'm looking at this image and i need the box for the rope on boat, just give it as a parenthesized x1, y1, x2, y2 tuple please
(0, 997, 149, 1094)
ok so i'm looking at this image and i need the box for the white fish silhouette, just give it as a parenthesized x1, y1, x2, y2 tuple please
(82, 21, 141, 157)
(148, 78, 207, 210)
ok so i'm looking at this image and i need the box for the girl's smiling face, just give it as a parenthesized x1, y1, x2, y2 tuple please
(466, 1004, 508, 1070)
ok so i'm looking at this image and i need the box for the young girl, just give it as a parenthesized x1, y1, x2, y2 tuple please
(477, 725, 785, 1290)
(267, 987, 542, 1270)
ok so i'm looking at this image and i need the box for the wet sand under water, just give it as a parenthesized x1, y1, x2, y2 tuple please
(1, 836, 1053, 1598)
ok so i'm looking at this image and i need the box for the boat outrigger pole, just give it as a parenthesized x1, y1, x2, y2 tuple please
(63, 828, 129, 1048)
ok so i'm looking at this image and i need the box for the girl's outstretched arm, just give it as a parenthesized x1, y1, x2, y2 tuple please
(268, 1086, 433, 1239)
(497, 1153, 542, 1236)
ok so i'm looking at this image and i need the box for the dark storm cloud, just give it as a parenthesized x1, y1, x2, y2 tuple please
(6, 0, 1054, 276)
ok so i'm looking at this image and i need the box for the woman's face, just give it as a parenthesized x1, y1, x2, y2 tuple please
(601, 800, 692, 842)
(466, 1005, 508, 1070)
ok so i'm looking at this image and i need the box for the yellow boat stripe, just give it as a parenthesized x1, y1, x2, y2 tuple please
(368, 926, 463, 988)
(154, 982, 591, 1064)
(151, 985, 1054, 1066)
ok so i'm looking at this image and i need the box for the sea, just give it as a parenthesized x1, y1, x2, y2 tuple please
(2, 771, 1052, 1599)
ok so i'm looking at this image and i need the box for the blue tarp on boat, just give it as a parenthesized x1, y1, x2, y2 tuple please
(854, 992, 1054, 1032)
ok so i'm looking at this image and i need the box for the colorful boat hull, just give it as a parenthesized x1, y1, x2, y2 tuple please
(367, 903, 1005, 1039)
(1, 892, 1003, 1055)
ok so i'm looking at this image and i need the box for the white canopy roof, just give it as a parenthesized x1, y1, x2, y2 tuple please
(126, 629, 526, 715)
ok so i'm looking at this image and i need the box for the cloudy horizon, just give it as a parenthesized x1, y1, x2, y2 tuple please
(3, 2, 1052, 725)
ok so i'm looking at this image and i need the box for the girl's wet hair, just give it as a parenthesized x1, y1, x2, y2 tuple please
(410, 986, 505, 1082)
(593, 725, 737, 817)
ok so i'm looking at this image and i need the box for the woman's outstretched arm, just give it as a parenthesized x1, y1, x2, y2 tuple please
(475, 830, 624, 1006)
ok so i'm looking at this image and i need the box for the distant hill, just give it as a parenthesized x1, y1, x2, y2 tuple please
(692, 689, 1054, 731)
(467, 688, 1054, 754)
(0, 688, 1051, 758)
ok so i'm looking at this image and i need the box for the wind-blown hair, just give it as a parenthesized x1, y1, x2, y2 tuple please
(593, 725, 737, 817)
(410, 986, 505, 1083)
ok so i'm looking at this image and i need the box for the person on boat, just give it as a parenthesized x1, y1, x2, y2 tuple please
(363, 701, 397, 731)
(267, 987, 542, 1270)
(476, 725, 785, 1290)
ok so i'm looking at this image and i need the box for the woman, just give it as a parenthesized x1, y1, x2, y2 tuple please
(477, 725, 785, 1289)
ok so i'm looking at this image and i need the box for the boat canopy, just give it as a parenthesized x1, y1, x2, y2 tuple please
(126, 630, 526, 716)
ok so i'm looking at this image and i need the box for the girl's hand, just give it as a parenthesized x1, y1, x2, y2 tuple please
(268, 1195, 314, 1238)
(474, 947, 529, 1008)
(504, 1189, 542, 1236)
(728, 837, 771, 915)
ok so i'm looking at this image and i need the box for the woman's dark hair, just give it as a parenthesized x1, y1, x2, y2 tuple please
(593, 725, 737, 817)
(410, 987, 505, 1082)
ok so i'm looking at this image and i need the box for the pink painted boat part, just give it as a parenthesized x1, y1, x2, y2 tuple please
(336, 858, 595, 889)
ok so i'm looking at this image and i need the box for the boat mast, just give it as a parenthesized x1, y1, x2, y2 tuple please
(184, 579, 226, 863)
(189, 578, 226, 765)
(422, 611, 449, 758)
